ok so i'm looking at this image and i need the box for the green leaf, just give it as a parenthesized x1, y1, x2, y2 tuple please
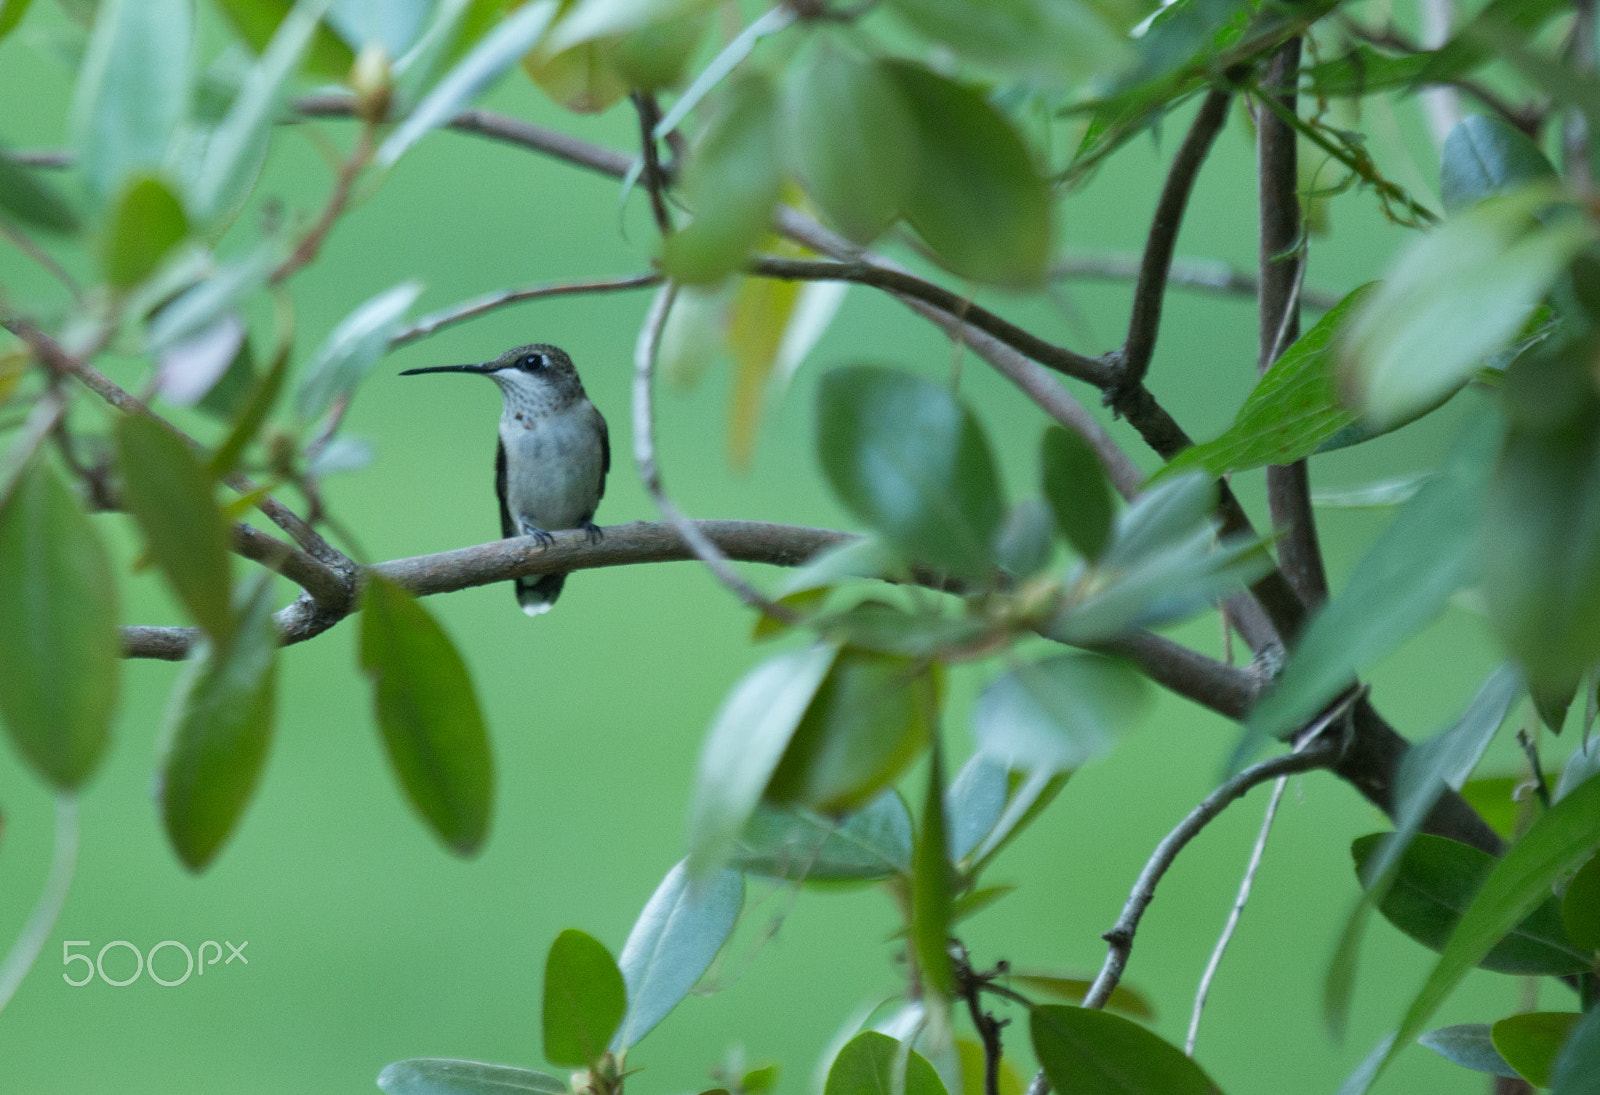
(378, 1059, 568, 1095)
(1343, 189, 1596, 427)
(1561, 852, 1600, 954)
(211, 337, 291, 477)
(1494, 1013, 1583, 1089)
(69, 0, 192, 200)
(115, 414, 234, 640)
(613, 860, 743, 1050)
(145, 244, 279, 352)
(193, 0, 334, 224)
(326, 0, 431, 56)
(542, 928, 627, 1069)
(687, 644, 838, 878)
(881, 0, 1129, 83)
(1161, 285, 1377, 481)
(777, 536, 905, 598)
(1558, 739, 1600, 802)
(946, 755, 1007, 863)
(956, 1039, 1024, 1095)
(1030, 1005, 1222, 1095)
(1417, 1025, 1520, 1079)
(0, 459, 119, 790)
(610, 11, 710, 91)
(102, 175, 188, 289)
(662, 76, 784, 285)
(1440, 115, 1557, 213)
(973, 654, 1146, 775)
(963, 769, 1068, 873)
(825, 1031, 948, 1095)
(786, 43, 916, 245)
(0, 151, 79, 233)
(294, 280, 423, 421)
(1007, 975, 1154, 1020)
(1551, 1006, 1600, 1095)
(158, 576, 278, 871)
(766, 650, 937, 814)
(1040, 426, 1113, 560)
(730, 791, 913, 882)
(1387, 771, 1600, 1075)
(358, 574, 494, 856)
(995, 499, 1055, 578)
(1240, 415, 1500, 755)
(1352, 833, 1591, 975)
(544, 0, 713, 55)
(0, 0, 32, 43)
(523, 39, 628, 115)
(813, 601, 991, 660)
(214, 0, 355, 80)
(885, 62, 1050, 286)
(816, 365, 1005, 582)
(912, 742, 954, 1008)
(1459, 776, 1522, 841)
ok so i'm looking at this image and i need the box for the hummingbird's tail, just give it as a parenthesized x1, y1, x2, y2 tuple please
(515, 573, 567, 616)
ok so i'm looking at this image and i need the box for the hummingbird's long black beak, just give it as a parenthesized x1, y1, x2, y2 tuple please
(399, 362, 496, 376)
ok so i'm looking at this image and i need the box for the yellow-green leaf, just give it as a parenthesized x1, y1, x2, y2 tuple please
(102, 174, 188, 289)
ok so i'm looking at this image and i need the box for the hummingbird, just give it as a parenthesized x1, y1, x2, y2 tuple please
(400, 343, 609, 616)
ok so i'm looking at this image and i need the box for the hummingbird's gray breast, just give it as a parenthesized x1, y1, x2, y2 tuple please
(499, 399, 606, 531)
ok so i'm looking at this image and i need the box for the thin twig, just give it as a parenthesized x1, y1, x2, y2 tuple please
(390, 273, 663, 346)
(0, 390, 67, 511)
(1516, 728, 1551, 809)
(1120, 88, 1233, 389)
(0, 216, 82, 300)
(272, 125, 375, 284)
(956, 953, 1006, 1095)
(1051, 253, 1341, 312)
(633, 284, 794, 619)
(632, 91, 675, 235)
(1185, 773, 1290, 1055)
(0, 798, 78, 1019)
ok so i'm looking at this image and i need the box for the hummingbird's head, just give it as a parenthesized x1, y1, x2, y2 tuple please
(401, 342, 585, 416)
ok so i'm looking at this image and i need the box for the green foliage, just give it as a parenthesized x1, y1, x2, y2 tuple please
(359, 575, 494, 857)
(911, 743, 955, 1011)
(824, 1031, 947, 1095)
(1493, 1012, 1583, 1089)
(378, 1059, 568, 1095)
(1417, 1025, 1520, 1079)
(542, 928, 627, 1069)
(1561, 852, 1600, 954)
(102, 175, 188, 288)
(1439, 115, 1557, 213)
(973, 654, 1146, 775)
(1551, 1007, 1600, 1094)
(729, 793, 913, 883)
(158, 577, 278, 871)
(1030, 1005, 1222, 1095)
(0, 150, 79, 232)
(295, 280, 424, 421)
(0, 459, 119, 790)
(212, 0, 354, 80)
(1040, 426, 1113, 560)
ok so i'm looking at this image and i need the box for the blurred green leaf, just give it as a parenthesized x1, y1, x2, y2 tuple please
(1040, 426, 1113, 560)
(379, 0, 559, 167)
(1008, 975, 1153, 1020)
(816, 365, 1005, 582)
(995, 498, 1055, 578)
(1557, 739, 1600, 802)
(211, 337, 291, 476)
(613, 860, 742, 1050)
(70, 0, 192, 200)
(813, 601, 988, 660)
(1031, 1005, 1221, 1095)
(544, 0, 712, 55)
(1101, 472, 1214, 567)
(1561, 852, 1600, 954)
(912, 743, 954, 1008)
(115, 413, 234, 640)
(1388, 771, 1600, 1073)
(0, 151, 79, 232)
(0, 0, 31, 42)
(730, 791, 913, 883)
(963, 769, 1068, 873)
(543, 928, 626, 1068)
(102, 174, 188, 288)
(727, 269, 801, 468)
(295, 280, 423, 421)
(1493, 1012, 1582, 1089)
(955, 1041, 1024, 1095)
(610, 10, 708, 91)
(0, 459, 119, 790)
(327, 0, 430, 56)
(1241, 416, 1500, 755)
(158, 576, 278, 871)
(777, 536, 904, 598)
(662, 76, 783, 285)
(1161, 285, 1377, 481)
(1343, 189, 1595, 428)
(786, 43, 916, 246)
(146, 244, 279, 352)
(1440, 115, 1557, 214)
(974, 654, 1146, 776)
(214, 0, 355, 79)
(1551, 1006, 1600, 1094)
(886, 62, 1050, 286)
(946, 755, 1006, 864)
(358, 574, 494, 856)
(193, 0, 333, 225)
(1352, 832, 1590, 975)
(767, 650, 936, 815)
(825, 1031, 947, 1095)
(882, 0, 1128, 83)
(687, 644, 837, 878)
(742, 1065, 779, 1095)
(524, 38, 628, 114)
(379, 1059, 568, 1095)
(1459, 776, 1521, 841)
(1417, 1025, 1520, 1079)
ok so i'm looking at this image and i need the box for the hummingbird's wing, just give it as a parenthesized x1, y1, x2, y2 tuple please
(495, 436, 514, 539)
(593, 403, 610, 504)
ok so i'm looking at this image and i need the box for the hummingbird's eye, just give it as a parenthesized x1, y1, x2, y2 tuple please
(519, 353, 545, 371)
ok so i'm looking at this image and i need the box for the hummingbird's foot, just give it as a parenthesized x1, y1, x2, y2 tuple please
(517, 517, 556, 549)
(581, 521, 604, 544)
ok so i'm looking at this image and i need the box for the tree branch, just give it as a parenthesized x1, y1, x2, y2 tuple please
(1120, 88, 1233, 390)
(391, 273, 662, 346)
(1258, 38, 1330, 610)
(1051, 253, 1341, 311)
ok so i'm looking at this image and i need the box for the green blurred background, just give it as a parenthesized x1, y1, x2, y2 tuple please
(0, 6, 1573, 1093)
